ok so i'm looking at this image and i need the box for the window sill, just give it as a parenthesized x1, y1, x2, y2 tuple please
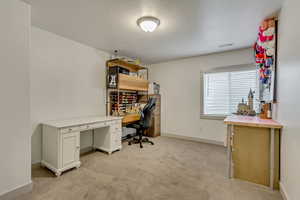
(200, 114, 227, 120)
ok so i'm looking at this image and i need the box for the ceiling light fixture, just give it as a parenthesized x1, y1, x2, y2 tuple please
(137, 16, 160, 33)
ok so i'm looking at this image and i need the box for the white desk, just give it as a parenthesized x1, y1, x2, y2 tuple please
(42, 116, 122, 176)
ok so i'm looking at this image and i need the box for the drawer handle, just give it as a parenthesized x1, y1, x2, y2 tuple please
(69, 128, 73, 131)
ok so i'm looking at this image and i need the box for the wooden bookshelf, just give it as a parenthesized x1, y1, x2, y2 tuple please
(106, 59, 149, 124)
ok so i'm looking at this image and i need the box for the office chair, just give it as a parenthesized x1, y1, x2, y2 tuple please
(126, 97, 156, 148)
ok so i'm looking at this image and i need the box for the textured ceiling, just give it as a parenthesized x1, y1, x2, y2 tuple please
(24, 0, 283, 64)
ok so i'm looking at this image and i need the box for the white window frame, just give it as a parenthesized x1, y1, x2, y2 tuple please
(200, 64, 257, 120)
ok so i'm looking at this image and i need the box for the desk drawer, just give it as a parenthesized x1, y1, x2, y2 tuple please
(113, 132, 122, 147)
(113, 120, 122, 125)
(60, 126, 81, 134)
(112, 121, 122, 129)
(111, 125, 122, 133)
(83, 122, 109, 130)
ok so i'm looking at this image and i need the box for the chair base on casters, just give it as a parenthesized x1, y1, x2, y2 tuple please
(128, 136, 154, 148)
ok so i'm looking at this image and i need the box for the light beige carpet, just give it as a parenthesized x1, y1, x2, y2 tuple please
(20, 136, 282, 200)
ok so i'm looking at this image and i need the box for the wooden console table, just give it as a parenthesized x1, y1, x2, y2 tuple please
(224, 115, 283, 190)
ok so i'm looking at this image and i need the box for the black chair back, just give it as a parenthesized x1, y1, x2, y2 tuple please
(140, 98, 156, 129)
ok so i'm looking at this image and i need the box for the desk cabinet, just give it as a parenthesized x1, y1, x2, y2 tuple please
(232, 126, 280, 187)
(62, 132, 80, 169)
(224, 115, 283, 190)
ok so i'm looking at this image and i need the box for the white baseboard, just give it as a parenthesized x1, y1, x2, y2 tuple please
(162, 133, 225, 146)
(279, 182, 290, 200)
(0, 181, 32, 200)
(80, 146, 94, 154)
(31, 160, 41, 165)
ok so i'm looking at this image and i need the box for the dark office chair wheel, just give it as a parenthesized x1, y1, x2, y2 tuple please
(141, 137, 154, 145)
(140, 143, 143, 148)
(128, 141, 132, 145)
(148, 141, 154, 145)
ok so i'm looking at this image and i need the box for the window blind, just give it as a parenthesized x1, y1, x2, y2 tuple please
(203, 69, 259, 116)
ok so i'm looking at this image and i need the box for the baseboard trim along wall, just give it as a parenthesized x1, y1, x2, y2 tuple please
(279, 182, 290, 200)
(0, 182, 32, 200)
(80, 146, 94, 155)
(162, 133, 225, 146)
(31, 160, 41, 165)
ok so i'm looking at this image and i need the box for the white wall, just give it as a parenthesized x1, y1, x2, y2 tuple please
(31, 27, 109, 163)
(277, 0, 300, 199)
(0, 0, 31, 196)
(150, 48, 253, 144)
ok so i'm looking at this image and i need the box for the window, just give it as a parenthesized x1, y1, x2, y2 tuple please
(201, 67, 259, 119)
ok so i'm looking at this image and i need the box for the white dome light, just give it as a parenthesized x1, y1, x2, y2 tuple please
(137, 16, 160, 32)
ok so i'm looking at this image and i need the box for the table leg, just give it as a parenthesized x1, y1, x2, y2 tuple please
(92, 129, 95, 151)
(270, 128, 275, 189)
(227, 125, 233, 178)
